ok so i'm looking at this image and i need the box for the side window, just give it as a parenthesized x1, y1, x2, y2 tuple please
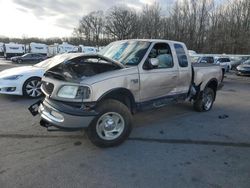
(174, 44, 188, 67)
(147, 43, 173, 69)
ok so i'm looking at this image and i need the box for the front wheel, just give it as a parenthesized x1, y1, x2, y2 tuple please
(17, 59, 22, 64)
(22, 77, 42, 98)
(87, 99, 132, 147)
(193, 87, 215, 112)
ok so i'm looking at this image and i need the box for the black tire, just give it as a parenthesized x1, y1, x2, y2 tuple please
(221, 69, 225, 82)
(193, 87, 215, 112)
(17, 59, 22, 64)
(22, 77, 42, 98)
(87, 99, 132, 147)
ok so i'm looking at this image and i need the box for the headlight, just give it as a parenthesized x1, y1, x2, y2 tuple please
(2, 75, 23, 80)
(57, 85, 90, 99)
(236, 66, 242, 71)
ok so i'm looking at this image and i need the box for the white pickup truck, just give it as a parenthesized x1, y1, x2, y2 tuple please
(29, 39, 223, 147)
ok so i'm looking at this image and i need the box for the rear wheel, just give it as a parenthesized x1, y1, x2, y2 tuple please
(193, 87, 215, 112)
(87, 99, 132, 147)
(22, 77, 42, 98)
(221, 69, 225, 82)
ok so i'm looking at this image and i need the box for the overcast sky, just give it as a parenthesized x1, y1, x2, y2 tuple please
(0, 0, 175, 38)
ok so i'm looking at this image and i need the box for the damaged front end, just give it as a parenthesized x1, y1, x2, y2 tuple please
(28, 53, 122, 131)
(29, 97, 98, 131)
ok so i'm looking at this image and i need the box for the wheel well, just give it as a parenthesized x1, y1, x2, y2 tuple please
(206, 79, 218, 99)
(24, 77, 41, 85)
(98, 88, 136, 113)
(22, 77, 42, 92)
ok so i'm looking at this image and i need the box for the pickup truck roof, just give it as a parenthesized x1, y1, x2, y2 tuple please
(116, 39, 185, 46)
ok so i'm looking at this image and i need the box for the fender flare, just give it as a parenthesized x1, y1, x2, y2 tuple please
(97, 88, 136, 113)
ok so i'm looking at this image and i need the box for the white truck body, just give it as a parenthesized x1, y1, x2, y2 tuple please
(28, 43, 48, 55)
(4, 43, 25, 58)
(58, 42, 78, 54)
(48, 42, 78, 57)
(48, 44, 59, 57)
(0, 42, 4, 56)
(79, 45, 97, 53)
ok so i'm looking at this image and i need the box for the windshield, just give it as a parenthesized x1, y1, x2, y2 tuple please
(99, 41, 151, 66)
(22, 54, 29, 57)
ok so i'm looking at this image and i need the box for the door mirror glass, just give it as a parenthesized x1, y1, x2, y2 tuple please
(149, 58, 159, 67)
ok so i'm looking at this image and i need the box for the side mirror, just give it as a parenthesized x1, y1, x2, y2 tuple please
(149, 58, 159, 67)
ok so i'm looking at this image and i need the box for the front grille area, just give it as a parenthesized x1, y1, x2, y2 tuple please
(42, 81, 54, 95)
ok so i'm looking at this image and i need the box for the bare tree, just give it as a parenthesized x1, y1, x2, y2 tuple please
(140, 3, 162, 39)
(2, 0, 250, 54)
(105, 6, 138, 40)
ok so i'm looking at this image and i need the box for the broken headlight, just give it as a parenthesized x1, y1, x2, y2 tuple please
(57, 85, 91, 99)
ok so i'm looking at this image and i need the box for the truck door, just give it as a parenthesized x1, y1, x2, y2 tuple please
(173, 43, 192, 94)
(138, 42, 179, 102)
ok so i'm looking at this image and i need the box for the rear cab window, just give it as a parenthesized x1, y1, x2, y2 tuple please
(174, 44, 189, 68)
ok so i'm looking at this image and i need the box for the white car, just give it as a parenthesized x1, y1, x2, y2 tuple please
(0, 54, 69, 98)
(215, 57, 231, 71)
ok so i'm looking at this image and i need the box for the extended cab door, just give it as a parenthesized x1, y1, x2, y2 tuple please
(138, 42, 179, 102)
(173, 43, 192, 94)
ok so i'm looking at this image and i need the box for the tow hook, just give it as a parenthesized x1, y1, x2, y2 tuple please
(40, 120, 51, 128)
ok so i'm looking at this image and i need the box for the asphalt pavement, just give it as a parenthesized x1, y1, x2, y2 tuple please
(0, 58, 250, 188)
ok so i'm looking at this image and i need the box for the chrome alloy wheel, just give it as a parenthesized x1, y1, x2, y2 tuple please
(96, 112, 125, 140)
(25, 80, 42, 97)
(202, 90, 213, 111)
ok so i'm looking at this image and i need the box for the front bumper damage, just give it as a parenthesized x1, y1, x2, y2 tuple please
(29, 98, 98, 131)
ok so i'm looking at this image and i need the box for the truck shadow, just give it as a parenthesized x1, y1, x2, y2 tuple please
(133, 102, 193, 128)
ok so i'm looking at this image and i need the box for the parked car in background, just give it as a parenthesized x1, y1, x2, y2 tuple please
(197, 56, 226, 80)
(0, 55, 67, 98)
(11, 53, 47, 64)
(236, 60, 250, 76)
(231, 56, 250, 70)
(29, 39, 223, 147)
(215, 57, 231, 71)
(190, 55, 200, 64)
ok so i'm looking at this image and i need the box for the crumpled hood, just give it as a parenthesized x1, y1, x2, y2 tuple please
(45, 53, 125, 72)
(0, 66, 44, 78)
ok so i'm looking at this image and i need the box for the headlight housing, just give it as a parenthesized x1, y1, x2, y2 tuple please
(2, 75, 23, 80)
(57, 85, 91, 99)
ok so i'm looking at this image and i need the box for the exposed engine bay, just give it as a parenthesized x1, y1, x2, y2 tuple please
(44, 55, 121, 82)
